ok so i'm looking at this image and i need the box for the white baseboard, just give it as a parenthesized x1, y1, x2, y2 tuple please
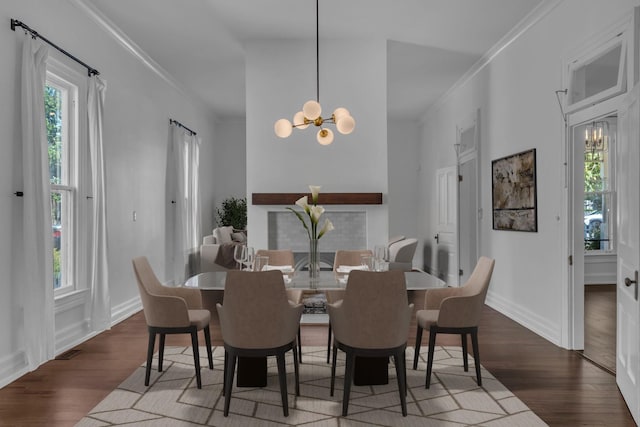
(0, 296, 143, 389)
(0, 351, 28, 389)
(485, 290, 562, 347)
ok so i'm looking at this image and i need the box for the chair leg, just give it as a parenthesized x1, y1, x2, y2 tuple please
(326, 323, 332, 363)
(298, 327, 302, 364)
(425, 328, 437, 389)
(471, 327, 482, 386)
(330, 343, 338, 396)
(461, 332, 469, 372)
(145, 331, 156, 386)
(292, 342, 300, 396)
(276, 351, 289, 417)
(204, 326, 214, 370)
(223, 352, 237, 416)
(342, 350, 355, 416)
(393, 350, 408, 417)
(190, 329, 202, 389)
(158, 333, 166, 372)
(413, 325, 423, 370)
(222, 350, 227, 396)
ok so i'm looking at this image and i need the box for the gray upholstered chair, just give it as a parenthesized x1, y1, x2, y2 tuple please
(413, 256, 495, 388)
(217, 270, 303, 417)
(255, 249, 304, 360)
(388, 238, 418, 271)
(327, 270, 413, 416)
(325, 249, 373, 362)
(132, 256, 213, 389)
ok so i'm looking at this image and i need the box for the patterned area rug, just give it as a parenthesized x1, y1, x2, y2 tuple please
(76, 346, 547, 426)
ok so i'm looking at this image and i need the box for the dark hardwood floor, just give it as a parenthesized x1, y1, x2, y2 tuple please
(582, 284, 616, 374)
(0, 303, 634, 426)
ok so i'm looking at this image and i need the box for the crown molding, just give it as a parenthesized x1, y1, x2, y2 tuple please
(68, 0, 186, 96)
(422, 0, 564, 121)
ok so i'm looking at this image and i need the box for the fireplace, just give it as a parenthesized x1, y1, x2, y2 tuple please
(267, 210, 367, 270)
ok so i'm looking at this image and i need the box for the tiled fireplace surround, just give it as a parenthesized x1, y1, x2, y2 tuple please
(267, 211, 367, 270)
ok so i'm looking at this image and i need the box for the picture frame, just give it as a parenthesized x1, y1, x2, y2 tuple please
(491, 148, 538, 232)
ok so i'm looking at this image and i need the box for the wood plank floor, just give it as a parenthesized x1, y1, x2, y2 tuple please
(582, 284, 616, 373)
(0, 304, 634, 426)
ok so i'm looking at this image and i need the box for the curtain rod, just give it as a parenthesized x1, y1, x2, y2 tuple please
(10, 19, 100, 77)
(169, 118, 197, 136)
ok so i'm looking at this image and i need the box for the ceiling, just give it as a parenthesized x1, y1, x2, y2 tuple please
(84, 0, 544, 120)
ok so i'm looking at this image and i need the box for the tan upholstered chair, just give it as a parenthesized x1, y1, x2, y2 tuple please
(413, 256, 495, 388)
(325, 249, 373, 362)
(256, 249, 304, 360)
(328, 270, 413, 416)
(132, 256, 213, 389)
(388, 238, 417, 271)
(217, 270, 303, 417)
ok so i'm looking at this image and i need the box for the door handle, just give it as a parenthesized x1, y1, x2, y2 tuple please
(624, 270, 638, 301)
(434, 233, 439, 243)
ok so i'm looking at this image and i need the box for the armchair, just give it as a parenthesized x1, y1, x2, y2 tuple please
(413, 256, 495, 388)
(327, 270, 413, 416)
(388, 237, 417, 271)
(217, 270, 303, 417)
(132, 256, 214, 389)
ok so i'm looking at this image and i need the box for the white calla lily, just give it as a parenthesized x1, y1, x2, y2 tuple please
(295, 196, 310, 213)
(309, 185, 322, 204)
(310, 205, 325, 223)
(318, 219, 334, 238)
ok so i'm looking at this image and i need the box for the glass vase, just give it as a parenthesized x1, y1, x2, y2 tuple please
(308, 238, 320, 279)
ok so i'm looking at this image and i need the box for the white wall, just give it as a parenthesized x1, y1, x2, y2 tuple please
(211, 117, 246, 230)
(388, 118, 421, 266)
(418, 0, 639, 347)
(245, 38, 389, 251)
(0, 0, 217, 387)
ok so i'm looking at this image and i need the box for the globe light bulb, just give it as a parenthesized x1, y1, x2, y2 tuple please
(303, 100, 322, 120)
(317, 128, 334, 145)
(293, 111, 309, 130)
(332, 107, 350, 122)
(274, 118, 293, 138)
(336, 115, 355, 135)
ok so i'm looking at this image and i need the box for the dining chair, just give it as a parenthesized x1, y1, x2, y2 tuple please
(327, 270, 413, 416)
(388, 238, 418, 271)
(132, 256, 214, 389)
(413, 256, 495, 388)
(217, 270, 303, 417)
(255, 249, 304, 361)
(325, 249, 373, 362)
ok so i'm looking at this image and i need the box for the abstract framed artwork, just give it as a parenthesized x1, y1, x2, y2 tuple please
(491, 148, 538, 232)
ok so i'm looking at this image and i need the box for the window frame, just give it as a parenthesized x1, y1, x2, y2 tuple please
(46, 58, 88, 297)
(566, 26, 628, 114)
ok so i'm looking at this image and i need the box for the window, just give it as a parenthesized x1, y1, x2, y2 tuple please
(582, 117, 616, 252)
(566, 30, 627, 113)
(46, 68, 81, 293)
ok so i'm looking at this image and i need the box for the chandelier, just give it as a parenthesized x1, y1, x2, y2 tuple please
(584, 120, 608, 153)
(274, 0, 355, 145)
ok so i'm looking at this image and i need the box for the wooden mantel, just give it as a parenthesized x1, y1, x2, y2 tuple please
(252, 192, 383, 205)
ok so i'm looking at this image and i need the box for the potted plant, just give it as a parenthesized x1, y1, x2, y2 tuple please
(215, 197, 247, 230)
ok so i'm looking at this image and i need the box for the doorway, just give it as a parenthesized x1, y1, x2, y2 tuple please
(569, 107, 619, 370)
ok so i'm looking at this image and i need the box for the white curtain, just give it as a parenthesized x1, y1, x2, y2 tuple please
(20, 35, 54, 369)
(88, 75, 110, 331)
(169, 125, 201, 284)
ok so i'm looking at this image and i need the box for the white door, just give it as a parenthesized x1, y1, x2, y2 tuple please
(617, 82, 640, 423)
(436, 166, 458, 285)
(458, 157, 478, 285)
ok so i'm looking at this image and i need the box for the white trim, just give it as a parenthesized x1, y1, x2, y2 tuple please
(69, 0, 186, 97)
(0, 351, 28, 389)
(423, 0, 563, 120)
(486, 290, 562, 347)
(110, 296, 142, 326)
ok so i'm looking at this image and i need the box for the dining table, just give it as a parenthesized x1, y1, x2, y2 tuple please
(182, 269, 446, 387)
